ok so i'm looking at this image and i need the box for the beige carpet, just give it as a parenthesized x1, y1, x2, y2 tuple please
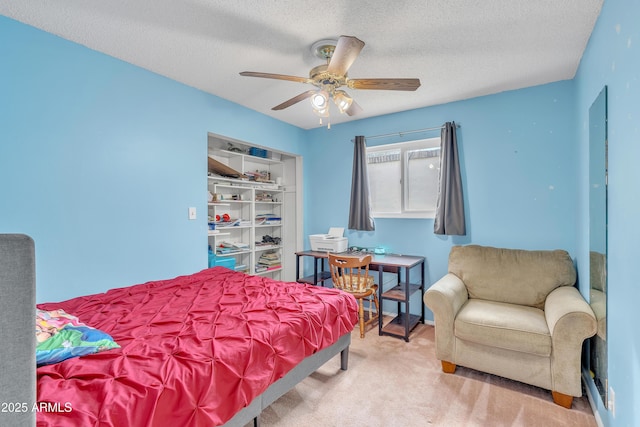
(246, 323, 597, 427)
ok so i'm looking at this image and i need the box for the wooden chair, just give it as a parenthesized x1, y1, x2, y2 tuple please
(328, 253, 380, 338)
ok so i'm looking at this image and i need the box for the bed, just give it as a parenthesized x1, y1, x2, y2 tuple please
(0, 234, 359, 427)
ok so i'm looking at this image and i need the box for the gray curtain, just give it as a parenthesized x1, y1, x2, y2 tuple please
(434, 122, 466, 235)
(348, 135, 375, 231)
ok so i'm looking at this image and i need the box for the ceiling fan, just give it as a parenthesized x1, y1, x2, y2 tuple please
(240, 35, 421, 121)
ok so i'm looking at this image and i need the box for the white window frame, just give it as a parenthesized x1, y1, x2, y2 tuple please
(366, 137, 441, 219)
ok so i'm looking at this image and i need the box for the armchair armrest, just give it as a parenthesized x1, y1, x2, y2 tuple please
(424, 273, 468, 319)
(544, 286, 597, 396)
(424, 273, 468, 361)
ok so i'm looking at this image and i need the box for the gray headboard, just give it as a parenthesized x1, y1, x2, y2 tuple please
(0, 234, 36, 427)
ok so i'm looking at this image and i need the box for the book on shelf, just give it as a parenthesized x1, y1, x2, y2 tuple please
(219, 241, 250, 249)
(255, 214, 281, 225)
(258, 259, 281, 266)
(216, 241, 250, 254)
(215, 219, 251, 228)
(255, 264, 281, 272)
(258, 250, 281, 268)
(217, 248, 242, 255)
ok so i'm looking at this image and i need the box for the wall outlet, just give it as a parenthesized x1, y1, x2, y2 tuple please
(608, 386, 615, 418)
(188, 207, 197, 220)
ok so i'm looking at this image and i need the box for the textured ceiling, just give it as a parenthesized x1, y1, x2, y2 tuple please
(1, 0, 603, 129)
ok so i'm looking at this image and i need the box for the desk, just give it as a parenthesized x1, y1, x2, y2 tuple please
(295, 250, 425, 341)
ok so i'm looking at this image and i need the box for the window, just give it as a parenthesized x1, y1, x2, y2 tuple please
(366, 137, 440, 219)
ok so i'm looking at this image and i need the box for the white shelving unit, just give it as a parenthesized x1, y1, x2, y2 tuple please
(207, 132, 302, 281)
(207, 139, 286, 279)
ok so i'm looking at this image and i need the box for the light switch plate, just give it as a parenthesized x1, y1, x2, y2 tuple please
(188, 207, 197, 220)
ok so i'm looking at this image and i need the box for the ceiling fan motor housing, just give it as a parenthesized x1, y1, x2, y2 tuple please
(309, 64, 346, 93)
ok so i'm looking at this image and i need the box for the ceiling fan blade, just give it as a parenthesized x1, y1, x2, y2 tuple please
(345, 99, 363, 117)
(272, 90, 316, 110)
(350, 78, 421, 91)
(327, 36, 365, 76)
(240, 71, 309, 84)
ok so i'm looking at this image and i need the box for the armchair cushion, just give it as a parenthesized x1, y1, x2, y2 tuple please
(448, 245, 576, 309)
(455, 300, 551, 357)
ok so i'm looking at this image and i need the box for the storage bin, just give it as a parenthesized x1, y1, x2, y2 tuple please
(249, 147, 267, 158)
(208, 253, 236, 269)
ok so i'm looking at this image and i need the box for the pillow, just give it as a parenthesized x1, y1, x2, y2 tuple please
(36, 309, 120, 366)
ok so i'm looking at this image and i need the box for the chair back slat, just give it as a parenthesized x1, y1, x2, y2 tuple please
(328, 253, 372, 293)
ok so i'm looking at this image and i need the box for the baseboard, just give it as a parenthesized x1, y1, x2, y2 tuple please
(582, 368, 605, 427)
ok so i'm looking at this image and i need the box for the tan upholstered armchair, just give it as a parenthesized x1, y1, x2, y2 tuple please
(424, 245, 596, 408)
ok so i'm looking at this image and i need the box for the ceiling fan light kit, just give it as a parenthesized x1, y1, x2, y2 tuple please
(333, 90, 353, 114)
(240, 35, 421, 128)
(311, 91, 330, 125)
(311, 90, 329, 111)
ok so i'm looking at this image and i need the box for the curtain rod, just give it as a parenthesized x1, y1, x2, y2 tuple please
(354, 123, 461, 141)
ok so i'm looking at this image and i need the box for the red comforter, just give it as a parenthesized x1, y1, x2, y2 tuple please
(36, 267, 358, 426)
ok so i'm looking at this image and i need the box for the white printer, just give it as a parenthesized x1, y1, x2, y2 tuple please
(309, 227, 348, 253)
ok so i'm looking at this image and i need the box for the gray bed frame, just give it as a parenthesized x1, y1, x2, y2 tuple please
(0, 234, 350, 427)
(223, 333, 350, 427)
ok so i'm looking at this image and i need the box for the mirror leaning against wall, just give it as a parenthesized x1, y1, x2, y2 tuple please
(588, 85, 608, 408)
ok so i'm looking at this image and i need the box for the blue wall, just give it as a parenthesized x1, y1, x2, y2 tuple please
(575, 0, 640, 425)
(0, 16, 305, 303)
(304, 81, 579, 301)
